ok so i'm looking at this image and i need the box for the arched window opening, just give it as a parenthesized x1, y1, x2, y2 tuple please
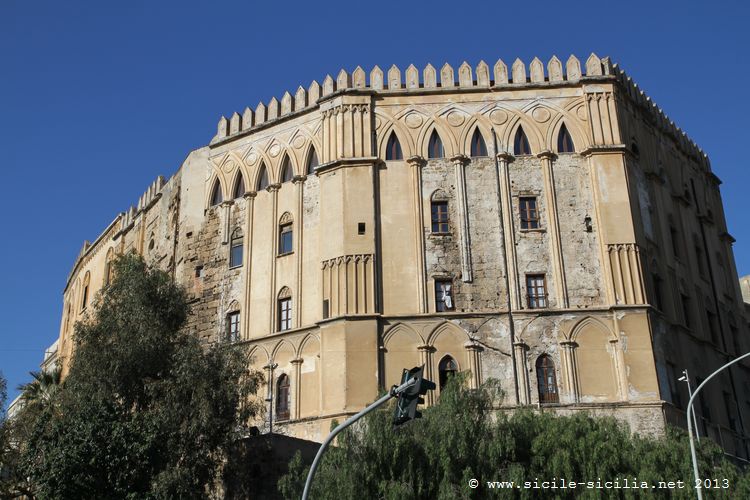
(514, 126, 531, 156)
(257, 163, 269, 191)
(276, 374, 290, 420)
(81, 272, 90, 312)
(536, 355, 559, 404)
(229, 228, 243, 268)
(428, 130, 444, 159)
(306, 147, 319, 175)
(557, 124, 575, 153)
(233, 173, 246, 199)
(210, 179, 223, 206)
(438, 355, 459, 391)
(385, 132, 403, 160)
(104, 250, 114, 286)
(226, 311, 240, 342)
(278, 287, 292, 332)
(281, 156, 294, 183)
(470, 128, 488, 157)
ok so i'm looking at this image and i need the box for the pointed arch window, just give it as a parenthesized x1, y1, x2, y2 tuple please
(513, 126, 531, 156)
(104, 249, 114, 286)
(276, 374, 290, 420)
(428, 130, 444, 159)
(557, 123, 575, 153)
(210, 179, 223, 206)
(229, 228, 244, 268)
(536, 355, 559, 403)
(81, 272, 90, 311)
(438, 355, 459, 391)
(281, 156, 294, 183)
(306, 147, 319, 175)
(385, 132, 403, 160)
(257, 163, 269, 191)
(233, 173, 246, 199)
(470, 128, 488, 157)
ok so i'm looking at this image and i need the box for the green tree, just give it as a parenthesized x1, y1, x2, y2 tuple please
(23, 253, 264, 499)
(279, 377, 750, 499)
(17, 368, 61, 409)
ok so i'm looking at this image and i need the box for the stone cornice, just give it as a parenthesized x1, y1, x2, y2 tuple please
(315, 157, 379, 175)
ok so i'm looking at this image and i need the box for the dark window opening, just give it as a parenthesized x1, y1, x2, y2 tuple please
(227, 311, 240, 342)
(385, 132, 403, 160)
(276, 374, 290, 421)
(279, 223, 293, 255)
(519, 197, 539, 230)
(470, 129, 488, 157)
(357, 222, 366, 235)
(257, 164, 269, 191)
(514, 126, 531, 156)
(306, 148, 319, 175)
(526, 274, 547, 309)
(322, 299, 330, 319)
(431, 200, 449, 233)
(536, 355, 559, 404)
(681, 294, 691, 328)
(229, 229, 243, 268)
(281, 157, 294, 183)
(210, 180, 223, 206)
(428, 130, 444, 159)
(438, 356, 458, 391)
(557, 123, 575, 153)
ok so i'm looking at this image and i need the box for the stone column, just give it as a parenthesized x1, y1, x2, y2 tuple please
(497, 153, 521, 310)
(538, 150, 568, 308)
(465, 342, 484, 389)
(291, 357, 303, 420)
(407, 156, 428, 313)
(242, 191, 257, 340)
(514, 341, 530, 404)
(268, 184, 280, 333)
(220, 200, 234, 245)
(293, 176, 306, 328)
(559, 341, 579, 403)
(418, 344, 434, 404)
(451, 154, 473, 282)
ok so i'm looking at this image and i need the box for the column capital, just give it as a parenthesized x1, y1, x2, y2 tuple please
(496, 152, 515, 163)
(559, 340, 578, 348)
(292, 175, 307, 184)
(243, 191, 258, 199)
(291, 357, 304, 365)
(450, 154, 470, 166)
(513, 341, 529, 351)
(464, 341, 483, 352)
(266, 183, 281, 193)
(407, 155, 426, 168)
(220, 200, 234, 208)
(537, 150, 557, 161)
(417, 344, 434, 353)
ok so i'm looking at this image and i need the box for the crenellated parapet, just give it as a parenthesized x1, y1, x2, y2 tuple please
(212, 54, 608, 144)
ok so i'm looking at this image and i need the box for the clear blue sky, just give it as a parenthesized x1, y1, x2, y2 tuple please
(1, 0, 749, 404)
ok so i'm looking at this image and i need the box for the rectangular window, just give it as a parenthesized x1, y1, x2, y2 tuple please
(723, 391, 738, 432)
(431, 201, 449, 233)
(681, 294, 691, 328)
(526, 274, 547, 309)
(706, 310, 719, 345)
(227, 311, 240, 342)
(195, 265, 204, 278)
(519, 197, 539, 230)
(229, 231, 244, 268)
(322, 299, 330, 319)
(435, 279, 454, 312)
(279, 223, 293, 255)
(357, 222, 366, 235)
(278, 298, 292, 331)
(81, 286, 89, 311)
(695, 244, 706, 276)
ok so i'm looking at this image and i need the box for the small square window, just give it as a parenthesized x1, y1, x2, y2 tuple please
(358, 222, 366, 235)
(195, 265, 204, 278)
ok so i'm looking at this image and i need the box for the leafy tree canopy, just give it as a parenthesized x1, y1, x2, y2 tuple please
(22, 253, 263, 499)
(280, 377, 750, 499)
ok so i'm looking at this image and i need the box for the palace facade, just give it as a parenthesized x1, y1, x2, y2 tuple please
(57, 54, 750, 457)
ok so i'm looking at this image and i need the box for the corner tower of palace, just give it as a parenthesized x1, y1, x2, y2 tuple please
(57, 54, 750, 457)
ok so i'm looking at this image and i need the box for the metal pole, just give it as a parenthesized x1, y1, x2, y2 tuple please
(680, 369, 700, 442)
(687, 351, 750, 500)
(301, 377, 417, 500)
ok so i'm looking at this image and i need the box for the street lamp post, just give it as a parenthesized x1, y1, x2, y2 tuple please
(686, 351, 750, 500)
(678, 369, 700, 442)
